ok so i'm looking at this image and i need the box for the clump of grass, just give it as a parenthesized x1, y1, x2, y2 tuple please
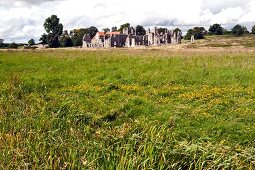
(186, 44, 199, 48)
(87, 119, 255, 169)
(203, 44, 232, 47)
(0, 118, 254, 169)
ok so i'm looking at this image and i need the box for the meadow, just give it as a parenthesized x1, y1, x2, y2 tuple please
(0, 44, 255, 169)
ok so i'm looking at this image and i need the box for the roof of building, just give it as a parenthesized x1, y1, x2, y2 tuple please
(108, 31, 121, 35)
(97, 31, 121, 36)
(97, 32, 105, 36)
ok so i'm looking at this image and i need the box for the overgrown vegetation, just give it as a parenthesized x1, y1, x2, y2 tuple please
(0, 49, 255, 169)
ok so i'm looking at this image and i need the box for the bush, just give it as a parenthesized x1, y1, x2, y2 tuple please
(231, 25, 248, 36)
(28, 39, 35, 47)
(0, 39, 4, 48)
(251, 25, 255, 34)
(8, 42, 18, 49)
(60, 35, 73, 47)
(184, 27, 207, 40)
(208, 24, 223, 35)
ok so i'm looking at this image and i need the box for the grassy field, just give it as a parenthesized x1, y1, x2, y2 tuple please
(184, 34, 255, 49)
(0, 42, 255, 169)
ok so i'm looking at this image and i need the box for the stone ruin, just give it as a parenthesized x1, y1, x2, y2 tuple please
(83, 26, 182, 48)
(191, 35, 195, 43)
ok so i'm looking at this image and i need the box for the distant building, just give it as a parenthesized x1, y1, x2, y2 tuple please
(83, 27, 181, 48)
(34, 44, 49, 49)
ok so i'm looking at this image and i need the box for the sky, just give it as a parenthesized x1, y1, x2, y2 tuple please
(1, 0, 255, 43)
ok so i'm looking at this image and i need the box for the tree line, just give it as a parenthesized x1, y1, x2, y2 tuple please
(39, 16, 149, 48)
(184, 24, 253, 40)
(1, 15, 255, 49)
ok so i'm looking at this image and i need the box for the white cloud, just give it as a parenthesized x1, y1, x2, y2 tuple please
(201, 7, 245, 24)
(202, 0, 252, 14)
(0, 0, 255, 43)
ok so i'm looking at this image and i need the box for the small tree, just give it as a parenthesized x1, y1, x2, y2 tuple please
(231, 24, 245, 36)
(0, 39, 4, 48)
(60, 36, 73, 47)
(60, 31, 73, 47)
(184, 27, 206, 40)
(39, 34, 48, 45)
(136, 25, 146, 36)
(242, 26, 249, 34)
(173, 28, 182, 34)
(70, 28, 88, 47)
(71, 26, 99, 47)
(9, 42, 18, 49)
(47, 34, 60, 48)
(118, 23, 130, 32)
(70, 26, 98, 47)
(251, 25, 255, 34)
(184, 29, 193, 40)
(103, 28, 110, 33)
(208, 24, 223, 35)
(111, 27, 117, 32)
(28, 39, 35, 46)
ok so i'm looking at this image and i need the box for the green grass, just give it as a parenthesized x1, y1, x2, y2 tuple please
(0, 49, 255, 169)
(196, 34, 255, 48)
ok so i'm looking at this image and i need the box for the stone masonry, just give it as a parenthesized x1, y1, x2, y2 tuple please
(83, 26, 181, 48)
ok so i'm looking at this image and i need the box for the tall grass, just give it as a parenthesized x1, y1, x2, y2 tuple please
(0, 49, 255, 169)
(0, 118, 254, 169)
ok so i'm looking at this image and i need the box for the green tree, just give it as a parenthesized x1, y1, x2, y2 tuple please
(63, 30, 68, 36)
(39, 34, 48, 45)
(242, 26, 249, 34)
(70, 28, 88, 47)
(136, 25, 146, 36)
(251, 25, 255, 34)
(198, 27, 207, 36)
(118, 23, 130, 32)
(28, 39, 35, 46)
(0, 39, 4, 48)
(157, 28, 167, 35)
(157, 28, 182, 35)
(173, 28, 182, 34)
(208, 24, 223, 35)
(87, 26, 98, 38)
(47, 34, 60, 48)
(103, 28, 110, 33)
(184, 29, 193, 40)
(60, 36, 73, 47)
(70, 26, 98, 47)
(8, 42, 18, 49)
(60, 30, 73, 47)
(231, 24, 245, 36)
(111, 27, 117, 32)
(184, 27, 206, 40)
(43, 15, 63, 48)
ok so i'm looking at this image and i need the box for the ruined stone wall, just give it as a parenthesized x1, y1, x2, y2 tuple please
(83, 27, 182, 48)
